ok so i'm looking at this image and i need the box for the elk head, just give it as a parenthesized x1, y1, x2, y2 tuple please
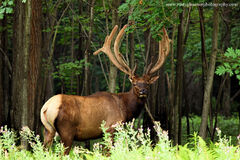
(93, 25, 171, 98)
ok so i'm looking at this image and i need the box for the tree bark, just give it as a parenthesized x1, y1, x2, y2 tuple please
(148, 39, 158, 141)
(83, 0, 95, 96)
(77, 0, 84, 95)
(199, 3, 219, 139)
(168, 24, 176, 140)
(183, 7, 191, 138)
(12, 0, 42, 145)
(173, 8, 185, 145)
(198, 6, 208, 91)
(108, 0, 120, 93)
(157, 67, 167, 130)
(0, 17, 3, 126)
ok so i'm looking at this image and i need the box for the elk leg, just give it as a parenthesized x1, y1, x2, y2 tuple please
(104, 127, 116, 156)
(43, 128, 55, 148)
(59, 132, 74, 155)
(56, 122, 75, 155)
(106, 127, 115, 140)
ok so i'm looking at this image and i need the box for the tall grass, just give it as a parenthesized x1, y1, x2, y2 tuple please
(0, 119, 240, 160)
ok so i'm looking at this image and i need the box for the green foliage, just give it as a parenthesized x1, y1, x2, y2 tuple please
(182, 115, 240, 145)
(0, 0, 13, 19)
(52, 57, 89, 94)
(215, 48, 240, 84)
(53, 59, 86, 80)
(0, 126, 17, 157)
(119, 0, 178, 40)
(1, 119, 240, 159)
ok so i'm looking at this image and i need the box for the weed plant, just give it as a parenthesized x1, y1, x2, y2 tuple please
(0, 119, 240, 160)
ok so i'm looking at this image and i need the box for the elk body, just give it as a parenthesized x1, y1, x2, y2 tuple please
(40, 24, 170, 154)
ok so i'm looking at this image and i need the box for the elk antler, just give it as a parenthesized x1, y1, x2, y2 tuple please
(145, 27, 171, 76)
(93, 25, 134, 76)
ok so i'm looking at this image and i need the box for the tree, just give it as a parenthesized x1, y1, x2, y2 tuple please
(0, 26, 3, 127)
(198, 6, 208, 96)
(199, 3, 219, 139)
(83, 0, 95, 95)
(221, 6, 232, 117)
(108, 0, 121, 93)
(173, 7, 185, 145)
(11, 0, 42, 145)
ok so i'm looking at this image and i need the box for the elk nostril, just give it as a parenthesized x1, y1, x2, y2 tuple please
(140, 89, 147, 94)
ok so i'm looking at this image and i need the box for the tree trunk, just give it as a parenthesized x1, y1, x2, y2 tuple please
(149, 38, 158, 116)
(144, 37, 159, 142)
(222, 75, 231, 116)
(198, 7, 209, 134)
(173, 8, 185, 145)
(83, 0, 95, 149)
(198, 6, 208, 92)
(83, 0, 95, 96)
(77, 0, 84, 95)
(183, 7, 191, 138)
(12, 0, 42, 145)
(0, 19, 3, 126)
(70, 1, 75, 94)
(108, 0, 120, 93)
(168, 24, 176, 140)
(158, 67, 167, 130)
(199, 3, 219, 139)
(221, 7, 232, 117)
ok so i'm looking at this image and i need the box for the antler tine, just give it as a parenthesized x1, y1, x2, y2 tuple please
(93, 25, 118, 55)
(93, 25, 132, 75)
(145, 56, 154, 75)
(114, 24, 132, 75)
(146, 27, 171, 75)
(131, 64, 137, 76)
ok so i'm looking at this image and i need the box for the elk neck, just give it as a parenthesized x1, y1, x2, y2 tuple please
(118, 87, 146, 121)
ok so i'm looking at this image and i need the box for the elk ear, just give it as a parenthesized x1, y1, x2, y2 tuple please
(129, 76, 134, 83)
(148, 76, 159, 84)
(129, 75, 137, 83)
(129, 77, 133, 83)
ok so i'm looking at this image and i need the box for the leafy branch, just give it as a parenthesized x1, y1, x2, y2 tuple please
(215, 47, 240, 83)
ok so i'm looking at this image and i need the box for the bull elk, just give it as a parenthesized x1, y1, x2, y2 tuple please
(40, 24, 170, 154)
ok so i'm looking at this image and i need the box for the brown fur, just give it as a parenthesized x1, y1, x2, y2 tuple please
(40, 80, 153, 154)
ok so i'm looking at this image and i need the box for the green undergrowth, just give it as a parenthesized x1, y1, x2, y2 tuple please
(1, 119, 240, 160)
(181, 115, 239, 145)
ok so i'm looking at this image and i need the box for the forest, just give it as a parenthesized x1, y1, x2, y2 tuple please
(0, 0, 240, 159)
